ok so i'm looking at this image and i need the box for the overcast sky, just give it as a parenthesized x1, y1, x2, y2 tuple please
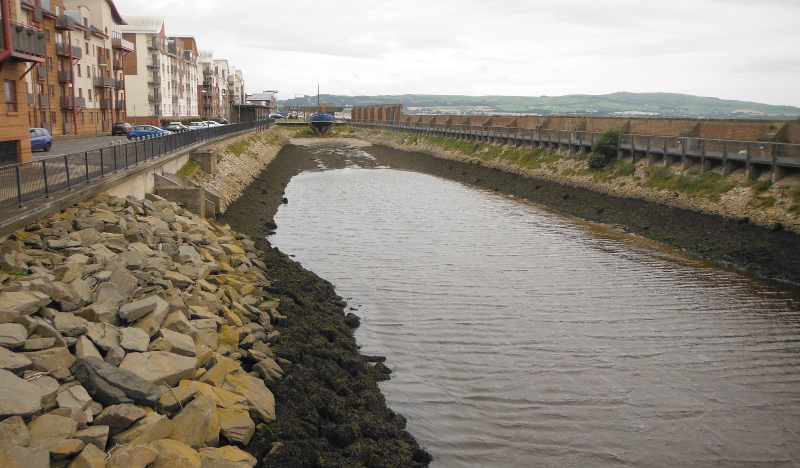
(115, 0, 800, 107)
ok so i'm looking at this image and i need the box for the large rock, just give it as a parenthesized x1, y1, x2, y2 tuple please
(0, 346, 32, 373)
(178, 381, 248, 411)
(131, 298, 171, 337)
(4, 446, 49, 468)
(197, 446, 257, 468)
(119, 351, 197, 386)
(0, 323, 27, 349)
(70, 356, 165, 407)
(217, 407, 255, 445)
(150, 439, 201, 468)
(198, 356, 244, 388)
(67, 444, 107, 468)
(105, 444, 158, 468)
(111, 413, 174, 446)
(161, 311, 197, 337)
(53, 312, 88, 337)
(0, 291, 50, 316)
(50, 282, 85, 312)
(151, 328, 197, 357)
(253, 357, 283, 382)
(118, 295, 163, 323)
(222, 374, 275, 422)
(84, 322, 121, 351)
(169, 395, 220, 448)
(94, 404, 147, 432)
(74, 425, 109, 451)
(56, 384, 94, 411)
(0, 416, 30, 450)
(22, 347, 75, 381)
(119, 328, 150, 352)
(74, 336, 103, 360)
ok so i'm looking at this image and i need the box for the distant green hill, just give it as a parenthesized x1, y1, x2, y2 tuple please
(281, 92, 800, 119)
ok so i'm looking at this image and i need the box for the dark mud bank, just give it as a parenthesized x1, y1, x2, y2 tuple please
(221, 145, 431, 467)
(221, 141, 800, 466)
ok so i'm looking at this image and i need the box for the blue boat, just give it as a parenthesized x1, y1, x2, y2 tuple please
(307, 85, 335, 135)
(308, 111, 334, 135)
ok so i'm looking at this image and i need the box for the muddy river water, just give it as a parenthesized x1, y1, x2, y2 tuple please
(269, 144, 800, 467)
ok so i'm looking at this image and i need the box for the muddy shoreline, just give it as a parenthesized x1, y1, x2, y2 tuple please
(221, 138, 800, 466)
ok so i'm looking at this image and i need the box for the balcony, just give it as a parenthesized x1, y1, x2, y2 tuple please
(39, 94, 49, 108)
(147, 74, 161, 85)
(60, 96, 86, 109)
(90, 25, 106, 38)
(114, 79, 124, 90)
(147, 59, 160, 68)
(112, 37, 134, 51)
(8, 22, 46, 60)
(113, 58, 123, 70)
(37, 66, 47, 80)
(147, 38, 159, 50)
(55, 42, 82, 58)
(93, 76, 116, 88)
(148, 93, 161, 103)
(115, 100, 125, 110)
(57, 70, 72, 82)
(172, 96, 179, 105)
(98, 55, 107, 67)
(99, 99, 111, 110)
(27, 93, 35, 106)
(56, 15, 77, 30)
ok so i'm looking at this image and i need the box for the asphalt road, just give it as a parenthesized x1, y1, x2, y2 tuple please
(33, 133, 131, 160)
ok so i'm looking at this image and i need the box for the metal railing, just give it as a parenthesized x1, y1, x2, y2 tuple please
(0, 121, 270, 214)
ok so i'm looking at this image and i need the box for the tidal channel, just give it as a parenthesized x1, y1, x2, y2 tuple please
(269, 143, 800, 467)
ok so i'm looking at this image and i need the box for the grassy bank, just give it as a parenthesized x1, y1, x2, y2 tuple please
(347, 126, 800, 233)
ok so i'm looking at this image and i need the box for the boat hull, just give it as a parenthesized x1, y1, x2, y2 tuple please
(308, 113, 334, 135)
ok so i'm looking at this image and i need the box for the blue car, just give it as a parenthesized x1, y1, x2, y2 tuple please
(127, 125, 170, 140)
(30, 128, 52, 152)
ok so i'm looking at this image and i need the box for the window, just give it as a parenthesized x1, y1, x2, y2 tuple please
(79, 112, 84, 123)
(89, 112, 93, 123)
(45, 29, 51, 43)
(49, 85, 55, 97)
(47, 57, 52, 71)
(77, 66, 81, 77)
(88, 90, 92, 101)
(4, 80, 17, 112)
(86, 65, 90, 77)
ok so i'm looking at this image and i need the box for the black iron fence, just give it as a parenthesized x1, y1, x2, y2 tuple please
(0, 121, 268, 214)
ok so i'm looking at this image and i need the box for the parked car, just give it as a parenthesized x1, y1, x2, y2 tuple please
(163, 122, 189, 133)
(205, 120, 223, 127)
(127, 125, 170, 140)
(111, 122, 132, 136)
(30, 128, 52, 152)
(269, 112, 286, 119)
(201, 116, 228, 124)
(187, 122, 209, 130)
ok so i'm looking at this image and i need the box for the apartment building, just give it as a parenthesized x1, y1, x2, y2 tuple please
(1, 0, 128, 165)
(198, 51, 230, 121)
(122, 17, 199, 124)
(228, 66, 244, 107)
(1, 0, 46, 163)
(59, 0, 130, 135)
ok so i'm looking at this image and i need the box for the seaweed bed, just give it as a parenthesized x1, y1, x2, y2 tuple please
(222, 141, 800, 467)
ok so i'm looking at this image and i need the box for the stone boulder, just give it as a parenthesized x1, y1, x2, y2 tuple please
(197, 446, 257, 468)
(70, 356, 165, 407)
(119, 351, 197, 387)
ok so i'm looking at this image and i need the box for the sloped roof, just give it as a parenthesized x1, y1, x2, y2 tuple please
(106, 0, 127, 25)
(121, 16, 165, 33)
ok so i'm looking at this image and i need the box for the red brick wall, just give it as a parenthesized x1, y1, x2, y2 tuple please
(1, 62, 34, 163)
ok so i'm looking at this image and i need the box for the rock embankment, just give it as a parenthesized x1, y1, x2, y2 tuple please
(0, 194, 284, 467)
